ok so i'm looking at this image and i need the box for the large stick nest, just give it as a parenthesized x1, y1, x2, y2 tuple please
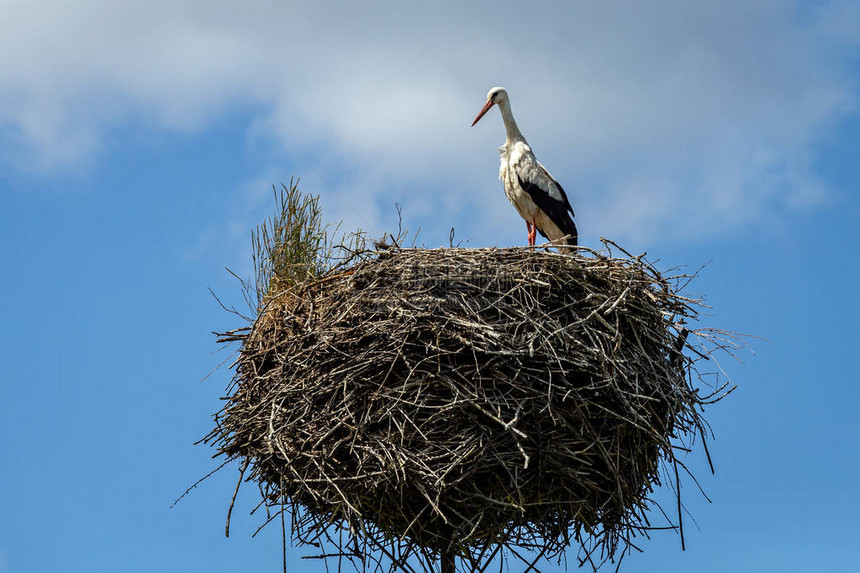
(208, 244, 732, 571)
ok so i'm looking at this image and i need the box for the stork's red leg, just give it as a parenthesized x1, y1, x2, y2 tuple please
(526, 221, 533, 247)
(528, 220, 537, 247)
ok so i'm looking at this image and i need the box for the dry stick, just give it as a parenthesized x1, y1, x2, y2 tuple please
(281, 493, 288, 573)
(673, 459, 685, 551)
(226, 459, 250, 537)
(671, 328, 690, 370)
(171, 458, 232, 508)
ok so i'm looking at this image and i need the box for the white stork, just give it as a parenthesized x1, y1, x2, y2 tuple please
(471, 87, 578, 249)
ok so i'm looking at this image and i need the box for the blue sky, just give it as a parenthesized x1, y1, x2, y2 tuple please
(2, 1, 859, 572)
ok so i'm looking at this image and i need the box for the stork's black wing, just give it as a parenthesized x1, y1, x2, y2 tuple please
(516, 169, 578, 246)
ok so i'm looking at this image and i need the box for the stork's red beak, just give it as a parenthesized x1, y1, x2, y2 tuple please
(471, 100, 495, 126)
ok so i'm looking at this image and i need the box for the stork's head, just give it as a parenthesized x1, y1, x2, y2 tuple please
(471, 86, 508, 126)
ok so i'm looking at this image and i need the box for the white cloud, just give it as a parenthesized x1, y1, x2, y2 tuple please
(1, 0, 857, 245)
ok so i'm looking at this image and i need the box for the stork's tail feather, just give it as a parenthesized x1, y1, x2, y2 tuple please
(564, 220, 578, 247)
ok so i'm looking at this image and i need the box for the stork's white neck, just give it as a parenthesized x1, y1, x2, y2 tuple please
(498, 100, 525, 144)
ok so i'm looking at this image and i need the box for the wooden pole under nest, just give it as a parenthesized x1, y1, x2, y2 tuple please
(441, 545, 455, 573)
(440, 526, 456, 573)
